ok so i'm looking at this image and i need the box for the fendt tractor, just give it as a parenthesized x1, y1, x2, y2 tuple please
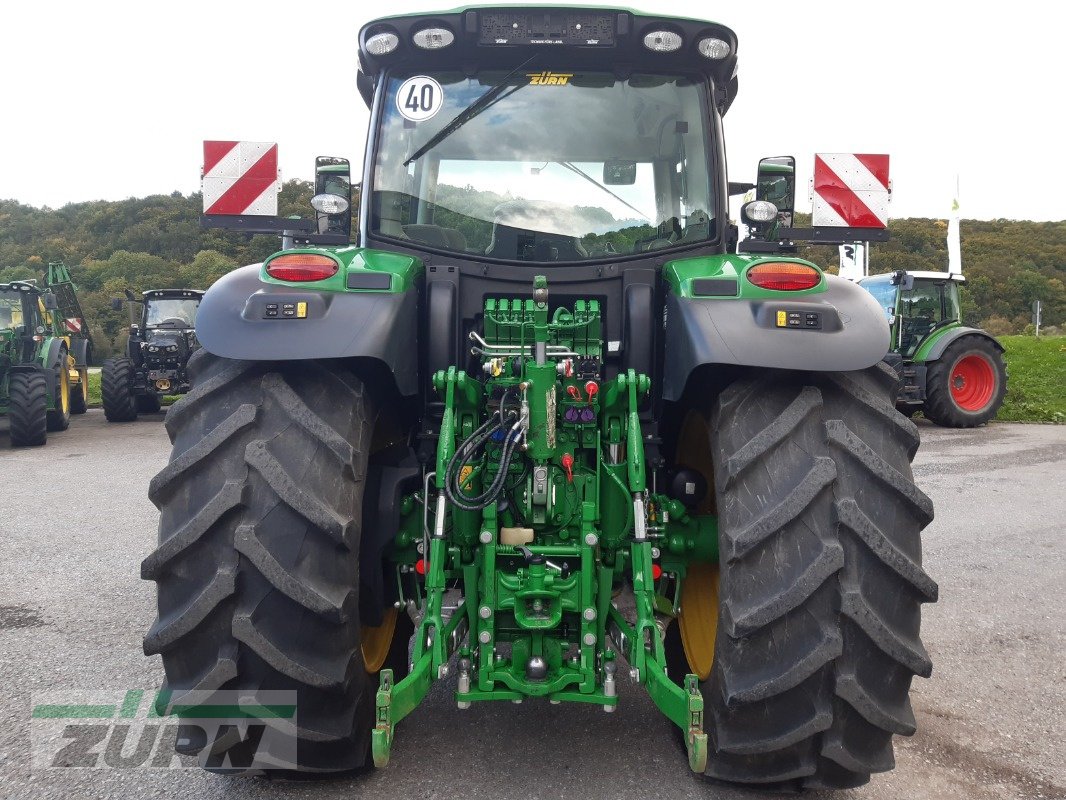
(144, 7, 938, 790)
(859, 270, 1007, 427)
(0, 262, 92, 446)
(102, 288, 203, 421)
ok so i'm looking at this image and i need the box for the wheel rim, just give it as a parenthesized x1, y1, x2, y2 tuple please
(78, 369, 88, 403)
(678, 563, 719, 681)
(950, 353, 996, 411)
(361, 607, 399, 673)
(58, 362, 70, 415)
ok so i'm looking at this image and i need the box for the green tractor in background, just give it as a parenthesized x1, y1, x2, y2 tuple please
(0, 262, 92, 446)
(144, 6, 938, 791)
(858, 270, 1007, 427)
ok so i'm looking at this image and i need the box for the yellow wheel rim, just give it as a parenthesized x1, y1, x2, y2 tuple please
(59, 361, 70, 415)
(678, 563, 719, 680)
(361, 607, 398, 673)
(673, 409, 720, 679)
(78, 368, 88, 403)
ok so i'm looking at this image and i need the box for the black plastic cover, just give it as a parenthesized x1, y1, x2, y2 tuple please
(195, 265, 420, 396)
(662, 274, 890, 400)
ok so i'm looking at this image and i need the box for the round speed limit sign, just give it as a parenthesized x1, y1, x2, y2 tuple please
(396, 76, 443, 122)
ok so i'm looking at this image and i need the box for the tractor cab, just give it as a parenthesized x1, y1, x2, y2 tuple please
(0, 282, 40, 340)
(858, 270, 964, 357)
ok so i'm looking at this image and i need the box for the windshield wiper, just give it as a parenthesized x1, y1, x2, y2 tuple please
(554, 161, 650, 221)
(403, 56, 537, 167)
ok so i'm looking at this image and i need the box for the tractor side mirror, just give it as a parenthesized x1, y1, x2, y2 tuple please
(110, 297, 124, 312)
(43, 292, 59, 311)
(123, 288, 138, 301)
(314, 156, 352, 239)
(756, 155, 796, 229)
(603, 159, 637, 185)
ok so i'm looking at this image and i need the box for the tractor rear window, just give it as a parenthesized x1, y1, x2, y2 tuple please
(370, 69, 717, 263)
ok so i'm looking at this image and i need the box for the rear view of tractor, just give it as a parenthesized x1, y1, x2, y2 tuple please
(859, 271, 1007, 427)
(143, 7, 937, 790)
(102, 289, 203, 421)
(1, 263, 92, 446)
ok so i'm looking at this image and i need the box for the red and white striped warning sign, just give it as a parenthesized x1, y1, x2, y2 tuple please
(64, 318, 83, 334)
(202, 141, 279, 216)
(812, 153, 890, 228)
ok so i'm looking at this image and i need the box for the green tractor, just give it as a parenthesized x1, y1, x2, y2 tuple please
(144, 7, 937, 790)
(858, 270, 1007, 427)
(0, 263, 91, 446)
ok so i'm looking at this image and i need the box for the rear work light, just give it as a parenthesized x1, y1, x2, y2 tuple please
(266, 254, 338, 282)
(643, 30, 683, 52)
(365, 31, 400, 55)
(413, 27, 455, 49)
(747, 263, 822, 291)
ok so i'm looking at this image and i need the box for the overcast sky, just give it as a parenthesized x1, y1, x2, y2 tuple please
(2, 1, 1061, 221)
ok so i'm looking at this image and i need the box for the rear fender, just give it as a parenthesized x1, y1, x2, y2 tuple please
(195, 265, 420, 396)
(663, 269, 889, 401)
(915, 326, 1003, 363)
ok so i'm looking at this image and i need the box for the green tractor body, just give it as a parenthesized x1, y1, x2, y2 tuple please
(0, 263, 91, 445)
(101, 289, 203, 421)
(858, 270, 1007, 426)
(145, 7, 937, 790)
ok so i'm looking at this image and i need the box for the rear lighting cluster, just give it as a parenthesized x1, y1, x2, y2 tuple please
(266, 254, 338, 283)
(747, 263, 822, 291)
(366, 26, 455, 55)
(642, 30, 731, 59)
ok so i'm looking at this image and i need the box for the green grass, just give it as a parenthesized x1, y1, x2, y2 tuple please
(997, 335, 1066, 423)
(86, 370, 179, 408)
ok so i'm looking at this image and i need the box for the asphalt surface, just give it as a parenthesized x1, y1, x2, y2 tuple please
(0, 410, 1063, 800)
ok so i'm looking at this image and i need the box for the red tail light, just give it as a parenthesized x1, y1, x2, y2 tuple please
(747, 262, 821, 291)
(266, 254, 338, 282)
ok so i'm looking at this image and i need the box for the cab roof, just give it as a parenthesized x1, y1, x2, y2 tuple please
(358, 6, 739, 114)
(143, 289, 205, 299)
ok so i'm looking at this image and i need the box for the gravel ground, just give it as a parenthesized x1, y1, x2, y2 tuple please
(0, 410, 1063, 800)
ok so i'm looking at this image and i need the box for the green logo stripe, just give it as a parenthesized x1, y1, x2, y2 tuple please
(170, 704, 297, 719)
(32, 704, 116, 719)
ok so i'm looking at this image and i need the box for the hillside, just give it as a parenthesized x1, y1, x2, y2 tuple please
(1, 186, 1063, 359)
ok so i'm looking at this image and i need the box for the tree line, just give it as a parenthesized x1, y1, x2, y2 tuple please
(1, 182, 1062, 359)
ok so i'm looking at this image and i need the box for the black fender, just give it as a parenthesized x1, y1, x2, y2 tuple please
(921, 327, 1004, 362)
(662, 274, 889, 401)
(40, 338, 66, 402)
(195, 265, 420, 396)
(70, 337, 91, 367)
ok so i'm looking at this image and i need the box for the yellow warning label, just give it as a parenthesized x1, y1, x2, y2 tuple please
(459, 465, 474, 489)
(776, 310, 787, 327)
(297, 301, 307, 319)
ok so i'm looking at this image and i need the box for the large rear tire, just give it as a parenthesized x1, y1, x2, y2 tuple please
(102, 357, 138, 422)
(70, 366, 89, 414)
(143, 350, 407, 773)
(7, 370, 48, 446)
(923, 335, 1006, 427)
(676, 363, 937, 789)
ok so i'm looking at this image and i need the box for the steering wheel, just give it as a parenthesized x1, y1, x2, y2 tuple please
(155, 317, 190, 329)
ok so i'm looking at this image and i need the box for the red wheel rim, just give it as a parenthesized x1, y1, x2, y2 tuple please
(950, 354, 996, 411)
